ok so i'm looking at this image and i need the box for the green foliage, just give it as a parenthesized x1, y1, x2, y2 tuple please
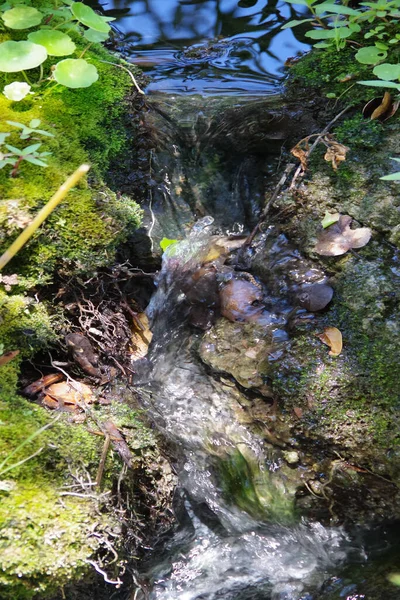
(0, 118, 53, 174)
(380, 157, 400, 180)
(282, 0, 400, 91)
(0, 1, 115, 90)
(160, 237, 178, 252)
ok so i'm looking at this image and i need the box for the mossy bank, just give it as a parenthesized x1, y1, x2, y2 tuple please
(0, 22, 171, 600)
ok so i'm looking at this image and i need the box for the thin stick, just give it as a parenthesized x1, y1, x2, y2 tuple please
(96, 434, 111, 487)
(290, 104, 351, 189)
(0, 164, 90, 270)
(97, 59, 145, 95)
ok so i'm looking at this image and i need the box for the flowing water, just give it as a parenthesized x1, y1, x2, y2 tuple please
(92, 2, 399, 598)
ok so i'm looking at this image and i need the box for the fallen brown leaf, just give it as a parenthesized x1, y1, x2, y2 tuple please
(317, 326, 343, 356)
(363, 92, 399, 122)
(293, 407, 303, 419)
(23, 373, 64, 396)
(291, 144, 309, 172)
(315, 215, 371, 256)
(0, 350, 19, 367)
(41, 380, 95, 411)
(323, 136, 349, 170)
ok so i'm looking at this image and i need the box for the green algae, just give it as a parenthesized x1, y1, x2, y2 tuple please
(216, 447, 295, 524)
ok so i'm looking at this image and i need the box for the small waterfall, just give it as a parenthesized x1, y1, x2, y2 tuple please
(133, 221, 354, 600)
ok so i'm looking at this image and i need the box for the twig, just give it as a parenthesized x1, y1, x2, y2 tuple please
(96, 59, 145, 95)
(96, 434, 111, 487)
(0, 165, 90, 270)
(244, 162, 296, 247)
(87, 560, 123, 586)
(290, 104, 352, 189)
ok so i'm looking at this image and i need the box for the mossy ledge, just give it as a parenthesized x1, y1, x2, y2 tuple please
(0, 21, 169, 600)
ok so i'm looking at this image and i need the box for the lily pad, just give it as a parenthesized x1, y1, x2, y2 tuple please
(0, 40, 47, 72)
(71, 1, 111, 33)
(28, 30, 76, 56)
(315, 215, 372, 256)
(2, 6, 42, 29)
(53, 58, 99, 88)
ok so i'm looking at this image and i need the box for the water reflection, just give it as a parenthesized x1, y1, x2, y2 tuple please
(93, 0, 311, 95)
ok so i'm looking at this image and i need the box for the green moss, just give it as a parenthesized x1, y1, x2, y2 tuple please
(0, 41, 142, 279)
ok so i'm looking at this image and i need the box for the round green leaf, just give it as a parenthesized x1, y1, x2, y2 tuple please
(71, 2, 110, 33)
(83, 28, 109, 43)
(2, 6, 42, 29)
(372, 63, 400, 81)
(0, 40, 47, 72)
(355, 46, 387, 65)
(53, 58, 99, 88)
(28, 30, 76, 56)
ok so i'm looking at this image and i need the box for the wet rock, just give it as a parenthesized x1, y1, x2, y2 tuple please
(219, 278, 263, 322)
(283, 450, 300, 465)
(297, 283, 334, 312)
(199, 319, 274, 396)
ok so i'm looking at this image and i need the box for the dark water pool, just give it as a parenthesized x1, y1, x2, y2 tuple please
(94, 0, 311, 95)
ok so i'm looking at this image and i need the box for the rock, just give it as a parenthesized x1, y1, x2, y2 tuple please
(297, 283, 334, 312)
(199, 319, 274, 396)
(219, 278, 264, 322)
(282, 451, 300, 465)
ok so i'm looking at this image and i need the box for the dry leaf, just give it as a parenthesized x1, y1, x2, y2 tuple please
(0, 274, 18, 291)
(0, 350, 19, 367)
(130, 312, 152, 359)
(293, 407, 303, 419)
(363, 92, 399, 122)
(291, 144, 309, 172)
(315, 215, 371, 256)
(323, 136, 349, 170)
(23, 373, 64, 396)
(317, 326, 343, 356)
(41, 381, 95, 411)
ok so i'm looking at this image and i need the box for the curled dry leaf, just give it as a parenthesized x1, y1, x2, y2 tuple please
(317, 326, 343, 356)
(363, 91, 399, 122)
(323, 135, 349, 170)
(315, 215, 372, 256)
(291, 143, 309, 172)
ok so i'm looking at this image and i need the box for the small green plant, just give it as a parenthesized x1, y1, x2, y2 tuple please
(380, 157, 400, 180)
(283, 1, 400, 91)
(0, 119, 54, 176)
(0, 1, 115, 92)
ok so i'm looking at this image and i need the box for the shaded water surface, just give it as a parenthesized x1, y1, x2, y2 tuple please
(98, 0, 311, 95)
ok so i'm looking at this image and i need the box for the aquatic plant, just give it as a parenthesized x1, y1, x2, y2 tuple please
(283, 0, 400, 91)
(0, 1, 114, 90)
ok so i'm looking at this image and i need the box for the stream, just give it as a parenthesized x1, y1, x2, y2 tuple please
(95, 1, 399, 598)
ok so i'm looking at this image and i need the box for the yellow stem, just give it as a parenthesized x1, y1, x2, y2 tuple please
(0, 164, 90, 271)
